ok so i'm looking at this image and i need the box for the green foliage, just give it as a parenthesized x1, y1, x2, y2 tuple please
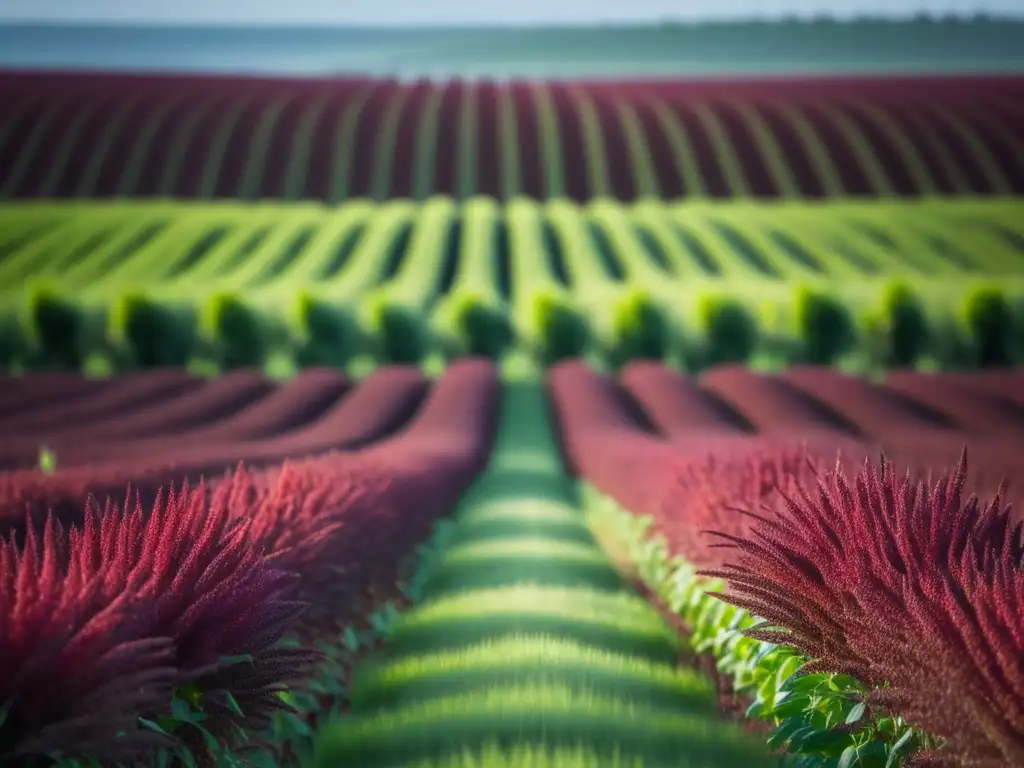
(0, 314, 19, 370)
(582, 485, 938, 767)
(608, 287, 669, 365)
(446, 292, 514, 360)
(870, 281, 931, 367)
(20, 281, 82, 370)
(366, 298, 428, 364)
(38, 445, 57, 474)
(107, 291, 193, 368)
(293, 290, 357, 366)
(792, 285, 856, 365)
(694, 293, 758, 366)
(198, 291, 267, 369)
(961, 284, 1014, 367)
(529, 291, 588, 364)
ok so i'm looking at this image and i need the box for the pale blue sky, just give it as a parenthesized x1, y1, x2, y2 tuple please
(2, 0, 1023, 26)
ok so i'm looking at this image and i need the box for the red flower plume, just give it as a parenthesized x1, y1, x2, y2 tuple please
(704, 449, 1024, 767)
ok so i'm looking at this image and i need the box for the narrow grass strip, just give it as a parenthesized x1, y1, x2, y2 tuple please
(403, 742, 646, 768)
(457, 500, 582, 526)
(422, 559, 625, 598)
(448, 518, 596, 546)
(315, 682, 779, 767)
(402, 584, 668, 637)
(443, 538, 605, 565)
(352, 634, 714, 711)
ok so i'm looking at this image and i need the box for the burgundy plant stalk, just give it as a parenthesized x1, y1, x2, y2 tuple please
(703, 449, 1024, 767)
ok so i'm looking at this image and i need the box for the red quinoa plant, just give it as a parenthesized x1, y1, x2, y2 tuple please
(222, 458, 394, 622)
(656, 438, 860, 569)
(1, 475, 317, 766)
(0, 515, 177, 765)
(704, 449, 1024, 767)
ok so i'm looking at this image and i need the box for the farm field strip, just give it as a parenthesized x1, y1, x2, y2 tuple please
(2, 196, 1022, 374)
(0, 360, 499, 534)
(311, 377, 779, 767)
(1, 73, 1022, 201)
(547, 359, 1024, 765)
(549, 360, 1024, 519)
(3, 199, 1020, 298)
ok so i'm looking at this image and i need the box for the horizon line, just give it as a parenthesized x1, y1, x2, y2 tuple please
(3, 13, 1024, 30)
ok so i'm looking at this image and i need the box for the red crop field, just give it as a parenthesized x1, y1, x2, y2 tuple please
(1, 71, 1022, 201)
(2, 357, 1022, 765)
(550, 360, 1024, 561)
(0, 360, 497, 533)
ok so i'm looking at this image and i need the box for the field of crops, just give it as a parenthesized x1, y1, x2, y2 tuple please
(2, 196, 1023, 375)
(1, 46, 1023, 768)
(2, 360, 1022, 766)
(1, 72, 1023, 202)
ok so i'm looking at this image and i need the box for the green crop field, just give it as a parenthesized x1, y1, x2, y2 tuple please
(2, 196, 1022, 375)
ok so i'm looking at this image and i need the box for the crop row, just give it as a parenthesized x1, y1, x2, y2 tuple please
(0, 361, 499, 529)
(0, 358, 500, 766)
(0, 72, 1022, 202)
(2, 196, 1022, 374)
(549, 359, 1024, 766)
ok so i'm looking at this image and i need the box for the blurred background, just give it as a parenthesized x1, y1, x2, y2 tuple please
(0, 1, 1021, 375)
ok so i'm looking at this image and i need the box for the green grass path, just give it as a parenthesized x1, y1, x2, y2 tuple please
(313, 381, 779, 767)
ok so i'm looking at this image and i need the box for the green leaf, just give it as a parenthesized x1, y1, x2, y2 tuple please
(845, 702, 867, 725)
(171, 697, 206, 723)
(885, 729, 915, 768)
(194, 723, 220, 753)
(139, 718, 173, 737)
(767, 717, 807, 749)
(784, 672, 831, 694)
(224, 691, 245, 717)
(218, 654, 254, 667)
(341, 627, 360, 651)
(767, 693, 812, 720)
(752, 642, 780, 666)
(786, 724, 819, 750)
(838, 745, 861, 768)
(799, 727, 857, 755)
(776, 656, 806, 690)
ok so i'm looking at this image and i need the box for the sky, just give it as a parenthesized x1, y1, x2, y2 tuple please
(2, 0, 1023, 26)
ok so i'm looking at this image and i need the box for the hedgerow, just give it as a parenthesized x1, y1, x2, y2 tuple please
(866, 281, 931, 368)
(607, 286, 669, 367)
(529, 290, 589, 364)
(107, 291, 194, 368)
(961, 284, 1014, 368)
(198, 291, 268, 370)
(20, 281, 83, 371)
(438, 290, 514, 361)
(791, 284, 856, 365)
(290, 290, 359, 367)
(693, 293, 759, 368)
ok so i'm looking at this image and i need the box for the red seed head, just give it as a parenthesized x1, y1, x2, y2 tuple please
(705, 449, 1024, 766)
